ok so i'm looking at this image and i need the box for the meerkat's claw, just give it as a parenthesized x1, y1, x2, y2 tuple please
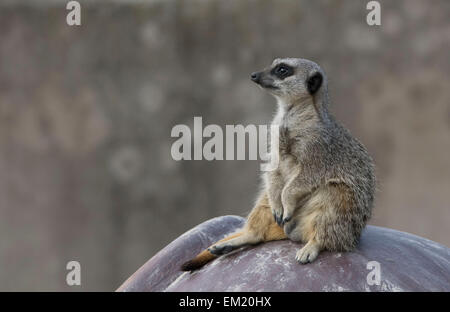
(274, 211, 283, 226)
(276, 215, 283, 226)
(209, 244, 236, 256)
(295, 244, 319, 264)
(281, 215, 292, 225)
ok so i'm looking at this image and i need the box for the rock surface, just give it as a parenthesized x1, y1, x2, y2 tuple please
(117, 216, 450, 292)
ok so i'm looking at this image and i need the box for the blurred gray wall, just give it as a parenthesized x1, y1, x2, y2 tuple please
(0, 0, 449, 291)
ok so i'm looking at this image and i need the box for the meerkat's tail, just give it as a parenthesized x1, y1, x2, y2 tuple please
(180, 249, 216, 271)
(180, 231, 244, 271)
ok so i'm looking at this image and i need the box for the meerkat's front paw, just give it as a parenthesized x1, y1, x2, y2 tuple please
(272, 206, 284, 226)
(295, 243, 320, 264)
(281, 209, 293, 225)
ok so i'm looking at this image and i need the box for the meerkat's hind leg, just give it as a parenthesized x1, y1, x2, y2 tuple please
(293, 182, 356, 264)
(208, 232, 261, 256)
(296, 239, 321, 264)
(210, 195, 288, 256)
(209, 224, 287, 256)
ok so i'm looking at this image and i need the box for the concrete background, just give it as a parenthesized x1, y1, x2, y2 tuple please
(0, 0, 449, 290)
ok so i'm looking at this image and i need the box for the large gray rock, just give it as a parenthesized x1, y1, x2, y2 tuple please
(117, 216, 450, 292)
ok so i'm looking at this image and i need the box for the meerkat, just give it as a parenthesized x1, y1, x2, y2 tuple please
(181, 58, 375, 271)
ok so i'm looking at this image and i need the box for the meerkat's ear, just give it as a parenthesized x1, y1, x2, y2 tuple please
(306, 72, 323, 95)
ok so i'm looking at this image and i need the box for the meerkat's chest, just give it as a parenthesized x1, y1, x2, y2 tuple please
(274, 122, 315, 182)
(278, 154, 298, 181)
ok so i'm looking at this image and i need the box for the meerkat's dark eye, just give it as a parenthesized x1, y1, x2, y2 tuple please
(277, 66, 288, 74)
(271, 63, 294, 80)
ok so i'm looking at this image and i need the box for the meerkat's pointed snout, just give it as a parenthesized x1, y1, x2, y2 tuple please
(250, 71, 261, 83)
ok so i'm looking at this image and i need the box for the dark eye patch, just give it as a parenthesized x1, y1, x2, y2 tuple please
(270, 63, 294, 80)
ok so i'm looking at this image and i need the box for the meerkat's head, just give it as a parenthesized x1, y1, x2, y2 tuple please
(250, 58, 326, 105)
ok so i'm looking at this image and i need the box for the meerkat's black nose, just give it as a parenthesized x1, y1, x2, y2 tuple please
(250, 72, 261, 83)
